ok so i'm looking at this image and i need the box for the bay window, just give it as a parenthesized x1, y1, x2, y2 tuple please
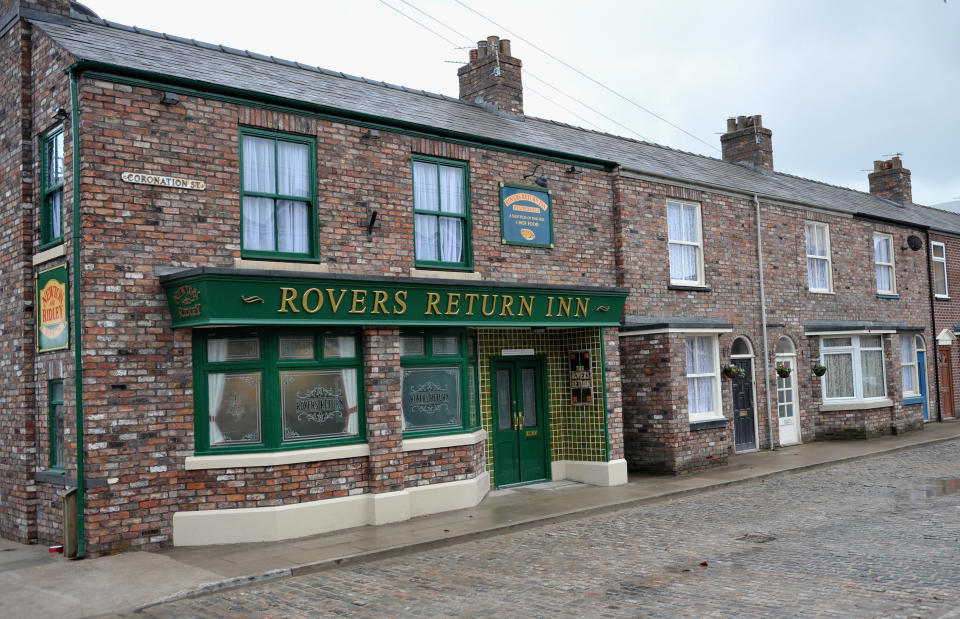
(685, 335, 721, 420)
(195, 328, 362, 453)
(400, 330, 477, 436)
(820, 335, 886, 402)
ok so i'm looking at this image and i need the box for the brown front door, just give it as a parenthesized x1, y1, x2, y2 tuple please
(938, 346, 955, 419)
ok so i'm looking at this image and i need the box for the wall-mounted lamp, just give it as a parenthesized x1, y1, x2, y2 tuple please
(52, 108, 69, 122)
(358, 202, 381, 241)
(159, 91, 179, 105)
(523, 164, 548, 188)
(565, 165, 581, 175)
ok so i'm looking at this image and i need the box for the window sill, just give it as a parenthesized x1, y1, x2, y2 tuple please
(668, 283, 711, 292)
(935, 295, 951, 301)
(233, 257, 329, 273)
(33, 243, 66, 266)
(876, 294, 900, 300)
(402, 428, 486, 452)
(689, 418, 728, 430)
(808, 289, 835, 295)
(185, 443, 370, 470)
(902, 396, 925, 405)
(410, 267, 482, 281)
(819, 398, 893, 412)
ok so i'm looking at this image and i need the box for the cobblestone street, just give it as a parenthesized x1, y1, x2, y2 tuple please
(138, 441, 960, 618)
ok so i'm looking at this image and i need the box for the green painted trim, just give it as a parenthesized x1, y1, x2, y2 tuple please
(238, 127, 319, 260)
(193, 327, 366, 455)
(69, 68, 85, 559)
(39, 127, 65, 246)
(399, 329, 478, 438)
(67, 61, 614, 171)
(48, 380, 65, 471)
(600, 328, 610, 461)
(411, 155, 472, 270)
(490, 355, 551, 488)
(498, 182, 554, 249)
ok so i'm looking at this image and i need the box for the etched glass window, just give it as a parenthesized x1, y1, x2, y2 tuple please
(280, 369, 358, 441)
(279, 336, 313, 360)
(208, 372, 262, 446)
(402, 367, 461, 431)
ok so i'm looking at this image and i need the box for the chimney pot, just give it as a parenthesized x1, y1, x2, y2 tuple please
(726, 117, 737, 133)
(458, 34, 524, 116)
(469, 48, 478, 62)
(868, 157, 912, 204)
(477, 40, 488, 57)
(499, 39, 511, 57)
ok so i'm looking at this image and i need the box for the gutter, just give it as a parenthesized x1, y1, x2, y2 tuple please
(754, 195, 775, 451)
(68, 68, 85, 559)
(925, 229, 943, 422)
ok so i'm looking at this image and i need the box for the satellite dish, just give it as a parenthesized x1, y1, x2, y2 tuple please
(907, 235, 923, 251)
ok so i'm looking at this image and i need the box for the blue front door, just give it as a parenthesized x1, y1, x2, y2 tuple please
(918, 351, 929, 421)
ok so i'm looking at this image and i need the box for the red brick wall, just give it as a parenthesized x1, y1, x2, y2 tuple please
(404, 443, 484, 487)
(930, 232, 960, 420)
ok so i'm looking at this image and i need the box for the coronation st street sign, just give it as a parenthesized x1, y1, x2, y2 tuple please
(121, 171, 206, 190)
(162, 272, 627, 329)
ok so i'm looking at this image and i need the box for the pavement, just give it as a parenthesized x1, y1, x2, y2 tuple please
(2, 421, 959, 618)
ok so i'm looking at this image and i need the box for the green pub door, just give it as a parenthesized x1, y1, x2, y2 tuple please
(492, 357, 549, 487)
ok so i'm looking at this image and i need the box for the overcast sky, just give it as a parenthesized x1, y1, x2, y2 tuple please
(80, 0, 959, 206)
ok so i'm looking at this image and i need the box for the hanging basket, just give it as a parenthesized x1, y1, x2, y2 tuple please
(812, 366, 827, 377)
(722, 365, 744, 379)
(775, 364, 792, 378)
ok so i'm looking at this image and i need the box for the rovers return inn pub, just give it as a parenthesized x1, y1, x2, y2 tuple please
(4, 0, 959, 557)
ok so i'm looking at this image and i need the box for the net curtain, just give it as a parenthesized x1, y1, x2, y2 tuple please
(243, 136, 309, 253)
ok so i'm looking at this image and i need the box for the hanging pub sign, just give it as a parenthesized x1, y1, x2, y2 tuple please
(569, 350, 592, 404)
(499, 182, 553, 248)
(37, 263, 69, 352)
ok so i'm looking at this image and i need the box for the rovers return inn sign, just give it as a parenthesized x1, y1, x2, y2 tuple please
(37, 263, 69, 352)
(161, 269, 627, 329)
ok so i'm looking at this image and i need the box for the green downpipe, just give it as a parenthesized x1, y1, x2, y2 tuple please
(69, 69, 85, 559)
(600, 328, 610, 460)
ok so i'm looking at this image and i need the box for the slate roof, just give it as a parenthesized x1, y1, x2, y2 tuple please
(32, 11, 960, 235)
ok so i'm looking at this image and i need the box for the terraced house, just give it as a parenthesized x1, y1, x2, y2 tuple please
(1, 0, 957, 557)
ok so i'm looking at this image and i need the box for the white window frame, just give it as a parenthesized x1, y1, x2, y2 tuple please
(804, 221, 833, 293)
(685, 334, 722, 422)
(873, 233, 896, 295)
(667, 200, 704, 286)
(900, 336, 919, 397)
(932, 241, 948, 298)
(820, 335, 887, 403)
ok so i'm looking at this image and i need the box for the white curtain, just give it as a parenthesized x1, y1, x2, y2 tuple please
(50, 191, 62, 239)
(277, 200, 308, 253)
(808, 258, 827, 289)
(335, 337, 359, 436)
(439, 164, 464, 262)
(668, 203, 698, 281)
(876, 265, 892, 292)
(243, 136, 276, 251)
(414, 162, 438, 260)
(439, 218, 462, 262)
(861, 349, 885, 398)
(685, 336, 715, 414)
(243, 197, 275, 251)
(824, 353, 854, 398)
(900, 337, 916, 394)
(875, 237, 892, 291)
(207, 340, 228, 446)
(278, 142, 308, 197)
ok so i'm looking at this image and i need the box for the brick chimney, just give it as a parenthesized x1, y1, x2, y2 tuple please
(721, 115, 773, 171)
(868, 157, 912, 204)
(458, 36, 523, 116)
(0, 0, 71, 19)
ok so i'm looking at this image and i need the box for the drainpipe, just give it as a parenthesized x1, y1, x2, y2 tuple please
(925, 228, 943, 422)
(754, 194, 775, 450)
(69, 68, 86, 559)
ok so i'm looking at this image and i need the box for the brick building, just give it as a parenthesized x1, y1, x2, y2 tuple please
(1, 1, 958, 556)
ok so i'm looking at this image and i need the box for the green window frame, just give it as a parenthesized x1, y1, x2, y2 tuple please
(40, 128, 65, 248)
(400, 329, 479, 438)
(48, 380, 65, 470)
(412, 155, 472, 270)
(193, 327, 364, 454)
(239, 128, 318, 261)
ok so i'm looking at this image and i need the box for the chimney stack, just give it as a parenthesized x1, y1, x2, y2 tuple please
(458, 36, 523, 116)
(721, 115, 773, 171)
(868, 157, 912, 204)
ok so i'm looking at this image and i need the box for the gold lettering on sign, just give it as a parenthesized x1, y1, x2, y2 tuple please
(445, 293, 461, 316)
(499, 295, 515, 317)
(371, 290, 389, 314)
(464, 293, 479, 316)
(393, 290, 407, 314)
(278, 287, 299, 313)
(349, 289, 367, 314)
(302, 288, 323, 314)
(481, 294, 498, 317)
(425, 292, 442, 315)
(518, 295, 534, 317)
(327, 289, 348, 313)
